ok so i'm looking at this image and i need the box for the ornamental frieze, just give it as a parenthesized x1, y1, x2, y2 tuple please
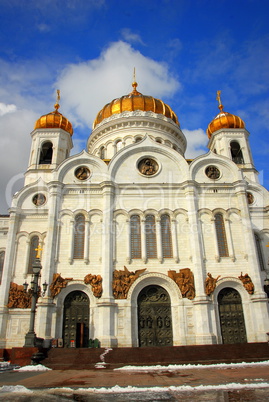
(7, 282, 33, 308)
(205, 273, 221, 296)
(84, 274, 103, 298)
(50, 273, 70, 298)
(168, 268, 195, 300)
(113, 266, 146, 299)
(238, 273, 254, 294)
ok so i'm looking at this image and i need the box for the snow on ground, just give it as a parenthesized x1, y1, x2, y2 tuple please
(114, 360, 269, 371)
(1, 382, 269, 395)
(0, 385, 33, 393)
(15, 364, 52, 372)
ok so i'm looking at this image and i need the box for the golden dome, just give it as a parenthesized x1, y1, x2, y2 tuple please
(34, 90, 73, 136)
(207, 91, 245, 138)
(93, 81, 179, 128)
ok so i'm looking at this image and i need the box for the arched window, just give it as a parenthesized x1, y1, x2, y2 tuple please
(160, 214, 173, 258)
(28, 236, 39, 274)
(100, 146, 105, 159)
(135, 137, 142, 143)
(74, 214, 85, 259)
(116, 140, 123, 152)
(0, 251, 5, 284)
(230, 141, 244, 164)
(130, 215, 141, 259)
(145, 215, 157, 259)
(39, 141, 53, 164)
(254, 233, 265, 271)
(215, 213, 229, 257)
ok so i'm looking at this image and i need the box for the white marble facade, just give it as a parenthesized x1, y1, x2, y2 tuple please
(0, 90, 268, 349)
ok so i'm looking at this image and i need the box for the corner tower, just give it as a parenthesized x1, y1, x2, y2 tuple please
(207, 91, 258, 183)
(25, 91, 73, 185)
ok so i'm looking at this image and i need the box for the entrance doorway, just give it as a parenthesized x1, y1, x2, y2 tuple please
(218, 287, 247, 344)
(63, 291, 89, 348)
(137, 285, 173, 347)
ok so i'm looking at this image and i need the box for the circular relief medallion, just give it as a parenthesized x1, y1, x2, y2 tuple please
(205, 165, 220, 180)
(32, 193, 46, 206)
(138, 158, 159, 176)
(246, 192, 254, 204)
(75, 166, 90, 180)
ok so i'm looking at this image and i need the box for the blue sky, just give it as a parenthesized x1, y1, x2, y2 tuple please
(0, 0, 268, 213)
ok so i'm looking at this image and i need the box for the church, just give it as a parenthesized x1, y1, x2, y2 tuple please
(0, 80, 268, 349)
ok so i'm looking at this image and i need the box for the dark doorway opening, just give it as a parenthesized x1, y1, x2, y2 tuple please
(218, 287, 247, 344)
(63, 291, 89, 348)
(137, 285, 173, 347)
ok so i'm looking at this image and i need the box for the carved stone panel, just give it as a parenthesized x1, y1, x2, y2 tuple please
(168, 268, 195, 300)
(113, 266, 146, 299)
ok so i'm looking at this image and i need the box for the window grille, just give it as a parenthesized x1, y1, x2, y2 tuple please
(215, 214, 229, 257)
(145, 215, 157, 259)
(28, 236, 39, 274)
(0, 251, 5, 284)
(254, 233, 265, 271)
(130, 215, 141, 259)
(160, 214, 173, 258)
(74, 214, 85, 259)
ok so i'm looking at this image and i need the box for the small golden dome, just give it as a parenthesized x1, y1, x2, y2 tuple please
(34, 90, 73, 136)
(93, 81, 179, 128)
(207, 91, 245, 138)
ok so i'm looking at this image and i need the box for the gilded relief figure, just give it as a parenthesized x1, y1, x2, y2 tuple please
(113, 266, 146, 299)
(238, 272, 254, 294)
(7, 282, 32, 308)
(84, 274, 103, 298)
(168, 268, 195, 300)
(50, 273, 69, 298)
(205, 272, 221, 295)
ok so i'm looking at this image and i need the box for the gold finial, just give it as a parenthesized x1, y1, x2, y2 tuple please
(35, 244, 42, 259)
(132, 67, 138, 93)
(216, 90, 224, 111)
(54, 89, 60, 112)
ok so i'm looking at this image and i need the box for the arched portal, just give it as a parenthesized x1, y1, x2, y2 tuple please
(63, 291, 89, 348)
(137, 285, 173, 347)
(218, 287, 247, 344)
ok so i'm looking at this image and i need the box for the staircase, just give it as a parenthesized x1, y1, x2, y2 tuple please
(42, 342, 269, 370)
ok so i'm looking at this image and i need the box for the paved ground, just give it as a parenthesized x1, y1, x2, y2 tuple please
(0, 363, 269, 400)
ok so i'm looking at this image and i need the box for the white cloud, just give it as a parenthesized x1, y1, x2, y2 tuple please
(182, 128, 208, 158)
(121, 28, 145, 45)
(0, 103, 17, 116)
(56, 41, 181, 129)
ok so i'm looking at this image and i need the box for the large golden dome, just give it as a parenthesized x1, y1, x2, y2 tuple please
(207, 91, 245, 138)
(34, 91, 73, 136)
(93, 81, 179, 128)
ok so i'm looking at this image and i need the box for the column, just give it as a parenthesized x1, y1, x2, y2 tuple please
(35, 182, 63, 342)
(97, 182, 117, 347)
(0, 209, 21, 347)
(185, 184, 216, 344)
(171, 218, 179, 263)
(156, 218, 163, 263)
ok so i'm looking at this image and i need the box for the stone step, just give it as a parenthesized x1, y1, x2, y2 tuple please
(41, 343, 269, 370)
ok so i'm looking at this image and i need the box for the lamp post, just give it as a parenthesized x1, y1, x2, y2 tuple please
(24, 245, 47, 347)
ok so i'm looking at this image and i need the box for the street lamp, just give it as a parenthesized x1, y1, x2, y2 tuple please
(24, 245, 46, 347)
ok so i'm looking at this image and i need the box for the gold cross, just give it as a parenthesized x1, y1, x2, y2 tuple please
(35, 244, 42, 259)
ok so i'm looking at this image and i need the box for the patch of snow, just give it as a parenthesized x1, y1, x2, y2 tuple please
(94, 347, 113, 368)
(0, 385, 33, 393)
(72, 382, 269, 393)
(114, 360, 269, 371)
(15, 364, 52, 372)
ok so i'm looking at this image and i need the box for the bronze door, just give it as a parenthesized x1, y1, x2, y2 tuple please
(63, 291, 89, 348)
(218, 287, 247, 344)
(138, 285, 173, 347)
